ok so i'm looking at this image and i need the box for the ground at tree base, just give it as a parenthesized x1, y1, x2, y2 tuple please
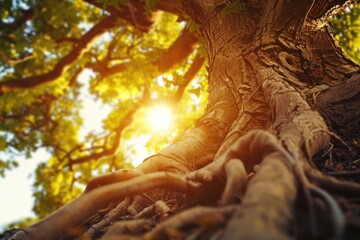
(1, 135, 360, 240)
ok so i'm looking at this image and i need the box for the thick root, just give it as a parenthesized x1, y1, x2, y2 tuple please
(222, 152, 297, 240)
(21, 173, 199, 240)
(219, 159, 247, 206)
(143, 205, 237, 240)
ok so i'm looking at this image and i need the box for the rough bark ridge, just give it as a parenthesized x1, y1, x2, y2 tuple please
(3, 0, 360, 239)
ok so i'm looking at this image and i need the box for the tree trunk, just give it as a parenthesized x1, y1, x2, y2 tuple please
(5, 0, 360, 239)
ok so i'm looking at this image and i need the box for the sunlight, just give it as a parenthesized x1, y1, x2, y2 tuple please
(78, 69, 112, 139)
(147, 105, 174, 132)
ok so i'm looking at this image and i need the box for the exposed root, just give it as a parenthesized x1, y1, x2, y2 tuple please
(326, 169, 360, 177)
(79, 201, 118, 229)
(143, 205, 237, 240)
(85, 169, 143, 192)
(222, 152, 297, 240)
(308, 169, 360, 197)
(100, 219, 153, 239)
(154, 201, 172, 219)
(127, 196, 150, 216)
(186, 129, 348, 239)
(79, 198, 131, 240)
(310, 185, 345, 240)
(23, 172, 199, 240)
(6, 129, 358, 240)
(219, 159, 247, 206)
(101, 235, 141, 240)
(133, 205, 155, 220)
(187, 130, 292, 183)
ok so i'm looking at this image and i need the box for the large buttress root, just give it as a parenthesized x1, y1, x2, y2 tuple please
(223, 152, 296, 240)
(188, 130, 297, 239)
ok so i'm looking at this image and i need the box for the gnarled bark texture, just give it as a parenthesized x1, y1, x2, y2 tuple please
(2, 0, 360, 240)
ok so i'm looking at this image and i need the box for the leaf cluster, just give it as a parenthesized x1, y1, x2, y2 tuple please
(330, 3, 360, 63)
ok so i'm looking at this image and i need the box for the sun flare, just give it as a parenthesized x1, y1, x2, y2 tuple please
(147, 105, 173, 132)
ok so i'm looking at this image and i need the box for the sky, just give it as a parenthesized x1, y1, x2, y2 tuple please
(0, 149, 45, 231)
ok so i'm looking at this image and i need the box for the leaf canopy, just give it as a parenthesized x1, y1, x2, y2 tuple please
(0, 0, 206, 221)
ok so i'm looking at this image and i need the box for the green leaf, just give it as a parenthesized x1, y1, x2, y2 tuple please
(0, 136, 6, 151)
(188, 88, 201, 97)
(220, 0, 247, 16)
(145, 0, 158, 11)
(186, 20, 199, 33)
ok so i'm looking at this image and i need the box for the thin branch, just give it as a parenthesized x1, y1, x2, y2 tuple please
(0, 16, 117, 93)
(0, 49, 34, 65)
(83, 0, 154, 32)
(68, 104, 141, 167)
(173, 54, 206, 102)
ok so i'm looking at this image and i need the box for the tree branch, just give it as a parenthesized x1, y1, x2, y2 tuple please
(0, 16, 117, 94)
(88, 27, 200, 78)
(0, 49, 34, 65)
(62, 54, 204, 168)
(156, 29, 199, 73)
(173, 54, 205, 102)
(68, 104, 141, 167)
(86, 61, 128, 78)
(83, 0, 155, 32)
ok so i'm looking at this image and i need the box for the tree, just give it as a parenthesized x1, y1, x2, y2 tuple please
(1, 0, 360, 239)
